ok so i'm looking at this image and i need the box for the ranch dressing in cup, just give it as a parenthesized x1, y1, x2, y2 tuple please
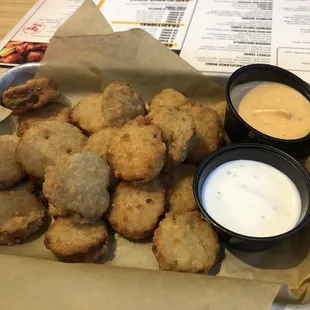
(201, 160, 301, 238)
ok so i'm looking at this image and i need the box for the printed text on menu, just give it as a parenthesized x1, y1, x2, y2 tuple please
(180, 0, 310, 82)
(100, 0, 198, 53)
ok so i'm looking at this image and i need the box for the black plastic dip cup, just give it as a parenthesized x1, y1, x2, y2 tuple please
(224, 64, 310, 162)
(193, 143, 310, 252)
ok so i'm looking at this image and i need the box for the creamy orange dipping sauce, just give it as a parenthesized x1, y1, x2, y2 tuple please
(238, 83, 310, 140)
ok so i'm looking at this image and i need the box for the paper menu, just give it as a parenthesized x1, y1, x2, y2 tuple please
(0, 0, 310, 84)
(0, 0, 197, 65)
(271, 1, 310, 84)
(6, 0, 84, 44)
(0, 0, 84, 65)
(100, 0, 198, 53)
(180, 0, 310, 83)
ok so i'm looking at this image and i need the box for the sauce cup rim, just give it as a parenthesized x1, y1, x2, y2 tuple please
(225, 64, 310, 143)
(193, 143, 310, 242)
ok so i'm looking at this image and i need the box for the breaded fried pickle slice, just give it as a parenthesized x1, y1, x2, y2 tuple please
(209, 100, 231, 144)
(16, 121, 86, 180)
(148, 89, 188, 112)
(10, 178, 37, 194)
(167, 164, 197, 214)
(180, 103, 222, 164)
(153, 211, 219, 273)
(17, 101, 70, 136)
(48, 203, 60, 218)
(0, 190, 45, 245)
(0, 135, 25, 189)
(43, 152, 110, 223)
(84, 128, 119, 188)
(84, 127, 119, 160)
(147, 107, 195, 170)
(102, 81, 146, 128)
(2, 78, 59, 114)
(209, 100, 227, 126)
(108, 178, 165, 240)
(44, 217, 108, 263)
(70, 94, 107, 134)
(107, 116, 166, 182)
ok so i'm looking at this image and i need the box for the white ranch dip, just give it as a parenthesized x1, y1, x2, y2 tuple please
(201, 160, 301, 237)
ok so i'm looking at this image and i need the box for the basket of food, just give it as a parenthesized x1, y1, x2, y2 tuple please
(0, 1, 309, 309)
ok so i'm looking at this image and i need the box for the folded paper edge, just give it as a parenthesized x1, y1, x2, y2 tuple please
(54, 0, 113, 38)
(0, 253, 285, 310)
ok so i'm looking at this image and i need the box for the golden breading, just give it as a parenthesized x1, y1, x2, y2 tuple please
(84, 127, 119, 160)
(102, 81, 146, 128)
(43, 152, 110, 223)
(147, 107, 195, 170)
(209, 101, 232, 145)
(44, 217, 108, 263)
(180, 103, 222, 164)
(209, 100, 227, 126)
(16, 121, 86, 180)
(2, 78, 59, 114)
(108, 178, 165, 240)
(48, 203, 59, 218)
(69, 94, 107, 134)
(0, 135, 25, 189)
(148, 88, 188, 112)
(107, 116, 166, 182)
(0, 190, 45, 245)
(153, 211, 219, 273)
(17, 102, 70, 136)
(167, 164, 197, 213)
(84, 127, 119, 188)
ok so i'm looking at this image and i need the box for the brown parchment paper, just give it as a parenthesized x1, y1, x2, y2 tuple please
(0, 106, 11, 122)
(0, 1, 309, 308)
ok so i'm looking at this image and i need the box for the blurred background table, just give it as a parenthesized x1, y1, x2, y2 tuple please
(0, 0, 36, 74)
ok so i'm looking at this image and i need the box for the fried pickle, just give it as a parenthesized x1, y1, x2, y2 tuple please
(209, 100, 227, 126)
(108, 178, 165, 240)
(16, 121, 86, 180)
(0, 190, 45, 245)
(17, 101, 70, 136)
(153, 211, 219, 273)
(147, 107, 195, 170)
(44, 217, 108, 263)
(84, 127, 120, 188)
(0, 135, 25, 189)
(209, 100, 231, 144)
(69, 93, 107, 134)
(107, 116, 166, 182)
(2, 78, 59, 114)
(167, 164, 197, 213)
(84, 127, 119, 160)
(10, 178, 37, 194)
(102, 81, 146, 128)
(148, 88, 188, 112)
(48, 203, 60, 218)
(180, 103, 222, 164)
(43, 152, 110, 223)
